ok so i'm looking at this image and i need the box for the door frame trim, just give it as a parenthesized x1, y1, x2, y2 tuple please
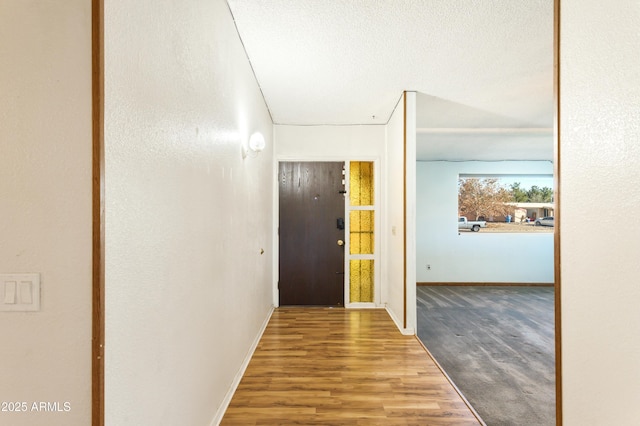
(91, 2, 562, 423)
(92, 0, 105, 424)
(403, 93, 407, 328)
(553, 0, 562, 423)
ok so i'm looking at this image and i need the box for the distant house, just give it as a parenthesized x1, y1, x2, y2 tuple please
(508, 202, 555, 222)
(481, 203, 555, 223)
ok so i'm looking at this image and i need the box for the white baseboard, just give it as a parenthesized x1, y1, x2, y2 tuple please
(385, 306, 415, 336)
(210, 305, 274, 426)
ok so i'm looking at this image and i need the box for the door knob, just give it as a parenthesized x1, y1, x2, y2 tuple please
(337, 239, 344, 246)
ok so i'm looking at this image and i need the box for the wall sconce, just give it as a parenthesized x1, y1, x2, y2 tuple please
(243, 132, 266, 159)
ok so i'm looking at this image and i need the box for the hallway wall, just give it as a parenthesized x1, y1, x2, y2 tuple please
(275, 125, 385, 159)
(385, 94, 417, 334)
(104, 1, 273, 424)
(561, 0, 640, 423)
(0, 1, 92, 425)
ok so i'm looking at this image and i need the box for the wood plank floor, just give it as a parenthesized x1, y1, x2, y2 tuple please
(221, 308, 481, 425)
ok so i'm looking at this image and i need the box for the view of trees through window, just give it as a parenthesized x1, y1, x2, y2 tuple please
(458, 175, 554, 233)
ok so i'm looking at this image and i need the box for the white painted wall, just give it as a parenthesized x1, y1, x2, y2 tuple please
(405, 93, 418, 333)
(0, 2, 92, 425)
(561, 1, 640, 424)
(416, 161, 554, 283)
(385, 97, 410, 333)
(275, 125, 385, 159)
(104, 1, 273, 425)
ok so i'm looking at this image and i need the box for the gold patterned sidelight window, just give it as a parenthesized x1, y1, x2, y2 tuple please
(350, 161, 374, 206)
(350, 259, 374, 303)
(349, 210, 374, 254)
(348, 161, 375, 303)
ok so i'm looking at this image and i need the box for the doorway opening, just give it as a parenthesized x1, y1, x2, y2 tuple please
(412, 1, 560, 423)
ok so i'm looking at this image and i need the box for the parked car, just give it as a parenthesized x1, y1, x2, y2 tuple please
(535, 216, 554, 227)
(458, 217, 487, 232)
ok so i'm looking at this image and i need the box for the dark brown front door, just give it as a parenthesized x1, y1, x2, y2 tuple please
(279, 161, 345, 306)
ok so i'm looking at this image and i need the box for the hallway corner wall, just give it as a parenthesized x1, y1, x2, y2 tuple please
(104, 1, 273, 424)
(561, 0, 640, 423)
(0, 1, 93, 425)
(385, 93, 417, 334)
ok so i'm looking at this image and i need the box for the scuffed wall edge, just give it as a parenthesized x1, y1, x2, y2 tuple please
(209, 306, 275, 426)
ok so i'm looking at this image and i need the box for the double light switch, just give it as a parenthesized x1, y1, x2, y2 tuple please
(0, 274, 40, 312)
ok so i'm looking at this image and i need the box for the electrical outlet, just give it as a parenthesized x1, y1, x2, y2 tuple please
(427, 264, 431, 271)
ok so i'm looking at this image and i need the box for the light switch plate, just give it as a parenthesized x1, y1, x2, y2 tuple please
(0, 274, 40, 312)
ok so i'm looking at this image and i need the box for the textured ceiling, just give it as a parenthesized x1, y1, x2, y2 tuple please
(226, 0, 554, 160)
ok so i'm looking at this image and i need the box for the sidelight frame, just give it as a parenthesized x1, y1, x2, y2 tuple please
(344, 159, 382, 308)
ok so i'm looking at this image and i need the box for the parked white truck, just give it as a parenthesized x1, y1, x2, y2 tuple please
(458, 217, 487, 232)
